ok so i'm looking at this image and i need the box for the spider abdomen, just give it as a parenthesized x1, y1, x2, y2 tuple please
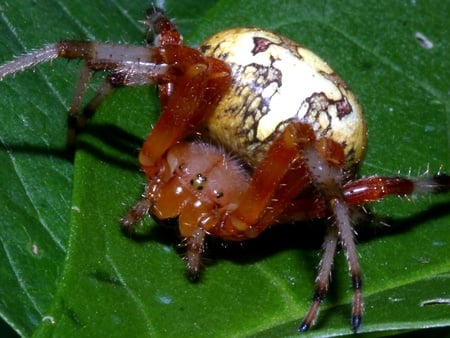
(200, 28, 367, 176)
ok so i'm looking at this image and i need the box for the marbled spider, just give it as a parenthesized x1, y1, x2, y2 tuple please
(0, 7, 449, 333)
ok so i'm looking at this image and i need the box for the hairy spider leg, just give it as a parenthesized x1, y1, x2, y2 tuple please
(70, 6, 185, 141)
(128, 6, 185, 115)
(294, 135, 362, 332)
(0, 33, 231, 155)
(144, 6, 183, 47)
(0, 40, 173, 145)
(223, 124, 329, 236)
(299, 224, 339, 331)
(241, 130, 363, 331)
(222, 123, 317, 236)
(297, 173, 450, 332)
(184, 227, 208, 280)
(255, 137, 345, 229)
(275, 174, 450, 224)
(344, 174, 450, 204)
(213, 124, 342, 238)
(144, 6, 184, 113)
(266, 140, 450, 332)
(278, 170, 450, 331)
(67, 64, 93, 136)
(67, 68, 117, 147)
(269, 156, 450, 332)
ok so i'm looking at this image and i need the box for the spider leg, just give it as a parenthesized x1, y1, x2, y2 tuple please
(139, 52, 231, 177)
(120, 185, 152, 231)
(275, 195, 327, 223)
(223, 123, 316, 235)
(298, 224, 338, 332)
(344, 174, 450, 204)
(77, 80, 114, 128)
(0, 40, 178, 148)
(258, 136, 346, 229)
(0, 42, 167, 80)
(0, 44, 60, 78)
(67, 64, 94, 147)
(69, 65, 93, 118)
(143, 7, 183, 108)
(255, 157, 314, 229)
(144, 6, 183, 47)
(333, 199, 363, 332)
(299, 143, 363, 332)
(184, 227, 207, 279)
(222, 123, 344, 235)
(120, 179, 214, 275)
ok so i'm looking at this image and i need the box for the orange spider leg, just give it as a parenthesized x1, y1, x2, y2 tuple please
(138, 47, 231, 177)
(278, 164, 450, 225)
(219, 123, 344, 237)
(144, 7, 183, 47)
(220, 123, 316, 238)
(257, 137, 345, 229)
(144, 6, 183, 108)
(344, 174, 450, 204)
(275, 195, 328, 223)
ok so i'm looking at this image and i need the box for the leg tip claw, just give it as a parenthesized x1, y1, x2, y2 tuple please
(297, 321, 310, 333)
(351, 315, 362, 332)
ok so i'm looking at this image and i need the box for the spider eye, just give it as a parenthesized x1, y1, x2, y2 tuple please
(190, 173, 207, 190)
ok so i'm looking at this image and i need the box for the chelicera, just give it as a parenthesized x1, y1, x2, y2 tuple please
(1, 7, 449, 333)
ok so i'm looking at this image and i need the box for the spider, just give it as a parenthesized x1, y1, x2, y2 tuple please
(0, 7, 449, 333)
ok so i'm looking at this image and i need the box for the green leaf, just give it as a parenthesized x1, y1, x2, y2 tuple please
(0, 0, 449, 337)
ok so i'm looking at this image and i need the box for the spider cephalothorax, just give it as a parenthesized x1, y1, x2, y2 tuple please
(0, 7, 448, 333)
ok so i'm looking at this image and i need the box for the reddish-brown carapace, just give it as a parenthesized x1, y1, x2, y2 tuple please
(0, 7, 449, 333)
